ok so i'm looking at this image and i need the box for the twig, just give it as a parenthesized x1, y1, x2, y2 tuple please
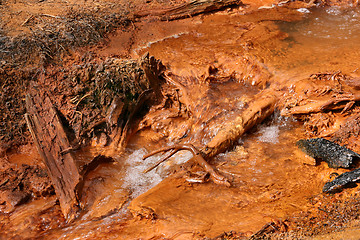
(22, 15, 35, 26)
(75, 92, 92, 110)
(143, 144, 230, 186)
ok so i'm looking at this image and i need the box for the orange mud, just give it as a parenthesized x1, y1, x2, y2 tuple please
(100, 6, 305, 76)
(3, 1, 360, 240)
(0, 0, 186, 36)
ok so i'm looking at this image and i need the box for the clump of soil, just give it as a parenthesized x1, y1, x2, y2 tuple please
(0, 1, 139, 152)
(39, 54, 150, 145)
(0, 158, 54, 214)
(0, 51, 152, 153)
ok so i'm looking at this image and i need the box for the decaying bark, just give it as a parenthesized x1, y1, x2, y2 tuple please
(108, 53, 165, 152)
(281, 93, 360, 116)
(203, 89, 278, 157)
(134, 0, 243, 21)
(25, 91, 82, 222)
(323, 168, 360, 193)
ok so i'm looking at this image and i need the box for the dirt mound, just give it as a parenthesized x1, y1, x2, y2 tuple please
(39, 55, 150, 144)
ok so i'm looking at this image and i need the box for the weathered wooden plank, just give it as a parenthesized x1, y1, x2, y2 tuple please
(25, 92, 82, 221)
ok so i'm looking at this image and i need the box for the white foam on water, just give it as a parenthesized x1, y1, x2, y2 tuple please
(297, 8, 310, 14)
(257, 125, 280, 143)
(122, 148, 193, 198)
(326, 7, 342, 16)
(122, 148, 162, 198)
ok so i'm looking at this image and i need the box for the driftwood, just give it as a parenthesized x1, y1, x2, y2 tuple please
(144, 89, 278, 185)
(134, 0, 243, 21)
(25, 91, 82, 221)
(281, 93, 360, 116)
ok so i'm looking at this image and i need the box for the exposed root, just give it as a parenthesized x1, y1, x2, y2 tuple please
(143, 147, 178, 173)
(143, 144, 230, 186)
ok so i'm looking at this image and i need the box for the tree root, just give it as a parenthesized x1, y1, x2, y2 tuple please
(143, 144, 230, 186)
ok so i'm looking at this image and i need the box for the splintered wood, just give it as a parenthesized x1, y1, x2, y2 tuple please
(280, 73, 360, 117)
(108, 53, 165, 153)
(25, 92, 82, 221)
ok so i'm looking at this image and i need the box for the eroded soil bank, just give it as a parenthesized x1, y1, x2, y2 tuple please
(2, 0, 360, 239)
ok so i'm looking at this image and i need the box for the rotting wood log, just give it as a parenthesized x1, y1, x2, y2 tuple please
(281, 93, 360, 116)
(203, 89, 278, 157)
(25, 91, 82, 222)
(134, 0, 243, 21)
(144, 89, 278, 185)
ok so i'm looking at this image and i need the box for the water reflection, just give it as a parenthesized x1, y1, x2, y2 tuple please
(279, 7, 360, 40)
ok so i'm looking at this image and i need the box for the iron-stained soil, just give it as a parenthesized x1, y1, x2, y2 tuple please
(2, 0, 360, 239)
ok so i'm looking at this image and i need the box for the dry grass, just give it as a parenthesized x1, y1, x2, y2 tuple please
(0, 7, 131, 67)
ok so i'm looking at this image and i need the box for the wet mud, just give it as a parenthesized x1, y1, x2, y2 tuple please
(2, 0, 360, 239)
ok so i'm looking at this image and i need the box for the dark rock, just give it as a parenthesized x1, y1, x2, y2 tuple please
(296, 138, 360, 169)
(323, 168, 360, 193)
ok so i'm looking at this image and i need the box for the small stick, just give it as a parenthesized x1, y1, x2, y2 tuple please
(22, 15, 35, 26)
(143, 149, 177, 173)
(143, 144, 230, 186)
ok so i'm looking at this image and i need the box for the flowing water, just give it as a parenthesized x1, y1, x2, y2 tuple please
(5, 5, 360, 239)
(270, 6, 360, 78)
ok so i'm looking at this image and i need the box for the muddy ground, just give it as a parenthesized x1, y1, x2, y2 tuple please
(2, 0, 360, 239)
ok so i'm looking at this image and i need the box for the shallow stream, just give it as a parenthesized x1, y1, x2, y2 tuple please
(6, 5, 360, 239)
